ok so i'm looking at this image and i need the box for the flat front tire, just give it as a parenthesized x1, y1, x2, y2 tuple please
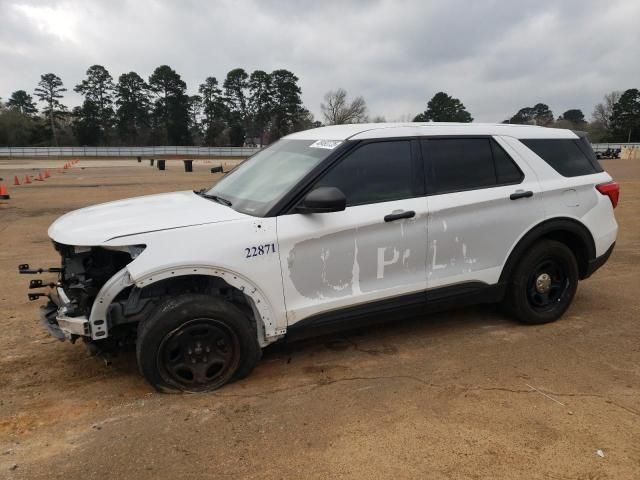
(136, 294, 260, 393)
(506, 240, 579, 325)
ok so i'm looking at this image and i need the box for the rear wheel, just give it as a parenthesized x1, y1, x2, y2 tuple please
(136, 294, 260, 393)
(505, 240, 578, 325)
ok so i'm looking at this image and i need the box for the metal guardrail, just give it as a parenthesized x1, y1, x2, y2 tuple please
(2, 143, 638, 157)
(592, 143, 640, 152)
(0, 146, 262, 158)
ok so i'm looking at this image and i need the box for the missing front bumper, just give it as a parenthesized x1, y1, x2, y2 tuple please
(40, 297, 91, 342)
(40, 302, 65, 341)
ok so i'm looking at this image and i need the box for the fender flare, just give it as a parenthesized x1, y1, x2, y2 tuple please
(89, 267, 132, 340)
(499, 217, 596, 284)
(89, 266, 284, 345)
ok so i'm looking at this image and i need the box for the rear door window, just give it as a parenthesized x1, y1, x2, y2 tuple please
(422, 138, 523, 194)
(521, 138, 603, 177)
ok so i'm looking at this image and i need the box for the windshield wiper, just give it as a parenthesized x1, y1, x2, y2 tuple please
(194, 190, 232, 207)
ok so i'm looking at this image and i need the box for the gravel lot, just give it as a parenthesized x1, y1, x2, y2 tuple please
(0, 158, 638, 479)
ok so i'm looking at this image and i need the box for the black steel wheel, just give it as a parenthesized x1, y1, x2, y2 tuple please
(505, 240, 578, 325)
(158, 318, 241, 391)
(137, 294, 261, 393)
(526, 259, 570, 312)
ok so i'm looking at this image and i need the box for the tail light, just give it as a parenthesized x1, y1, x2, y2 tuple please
(596, 181, 620, 208)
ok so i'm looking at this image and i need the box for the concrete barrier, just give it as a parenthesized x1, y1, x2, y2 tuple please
(622, 146, 639, 161)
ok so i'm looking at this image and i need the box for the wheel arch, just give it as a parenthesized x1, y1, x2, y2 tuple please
(499, 217, 596, 284)
(89, 266, 284, 346)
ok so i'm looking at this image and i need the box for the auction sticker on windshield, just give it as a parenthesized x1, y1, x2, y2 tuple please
(309, 140, 342, 149)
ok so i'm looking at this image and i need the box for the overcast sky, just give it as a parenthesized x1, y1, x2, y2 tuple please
(1, 0, 639, 122)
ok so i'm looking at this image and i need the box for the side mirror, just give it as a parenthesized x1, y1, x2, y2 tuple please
(297, 187, 346, 214)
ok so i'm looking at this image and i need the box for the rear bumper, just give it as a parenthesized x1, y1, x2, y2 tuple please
(585, 242, 615, 278)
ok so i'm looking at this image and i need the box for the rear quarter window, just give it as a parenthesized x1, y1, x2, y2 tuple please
(521, 138, 604, 177)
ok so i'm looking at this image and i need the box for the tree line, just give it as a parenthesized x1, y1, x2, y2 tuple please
(2, 67, 640, 146)
(0, 65, 316, 148)
(406, 90, 640, 142)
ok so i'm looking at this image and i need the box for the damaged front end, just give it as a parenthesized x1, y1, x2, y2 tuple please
(20, 243, 144, 347)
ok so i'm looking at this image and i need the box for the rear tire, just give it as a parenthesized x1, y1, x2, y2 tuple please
(505, 240, 579, 325)
(136, 293, 260, 393)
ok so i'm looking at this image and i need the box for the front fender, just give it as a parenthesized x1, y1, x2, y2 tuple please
(96, 217, 286, 344)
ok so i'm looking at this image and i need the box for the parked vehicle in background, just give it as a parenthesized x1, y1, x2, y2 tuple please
(595, 147, 621, 160)
(22, 123, 619, 392)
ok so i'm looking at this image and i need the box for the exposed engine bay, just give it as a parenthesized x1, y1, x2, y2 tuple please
(20, 243, 142, 351)
(54, 243, 136, 316)
(20, 242, 253, 354)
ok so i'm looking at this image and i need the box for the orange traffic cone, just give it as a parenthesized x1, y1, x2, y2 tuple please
(44, 170, 51, 178)
(35, 172, 44, 181)
(13, 175, 20, 186)
(63, 163, 68, 169)
(0, 184, 9, 200)
(24, 175, 32, 184)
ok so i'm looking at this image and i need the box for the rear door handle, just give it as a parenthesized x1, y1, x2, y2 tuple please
(510, 190, 534, 200)
(384, 210, 415, 222)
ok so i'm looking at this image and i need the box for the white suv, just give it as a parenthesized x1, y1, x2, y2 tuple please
(22, 123, 619, 392)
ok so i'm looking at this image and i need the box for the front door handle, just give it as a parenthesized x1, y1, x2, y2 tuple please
(384, 210, 415, 222)
(510, 190, 534, 200)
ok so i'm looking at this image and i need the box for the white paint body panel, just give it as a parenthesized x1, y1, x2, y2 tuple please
(101, 218, 288, 340)
(277, 198, 428, 323)
(427, 137, 544, 288)
(501, 136, 618, 256)
(48, 191, 245, 245)
(285, 122, 579, 141)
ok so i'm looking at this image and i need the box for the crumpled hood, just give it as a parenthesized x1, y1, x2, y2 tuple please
(48, 191, 247, 246)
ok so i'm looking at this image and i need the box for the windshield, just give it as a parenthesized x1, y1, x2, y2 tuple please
(206, 139, 339, 216)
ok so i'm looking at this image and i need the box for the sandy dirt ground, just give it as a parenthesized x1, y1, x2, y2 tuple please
(0, 159, 638, 479)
